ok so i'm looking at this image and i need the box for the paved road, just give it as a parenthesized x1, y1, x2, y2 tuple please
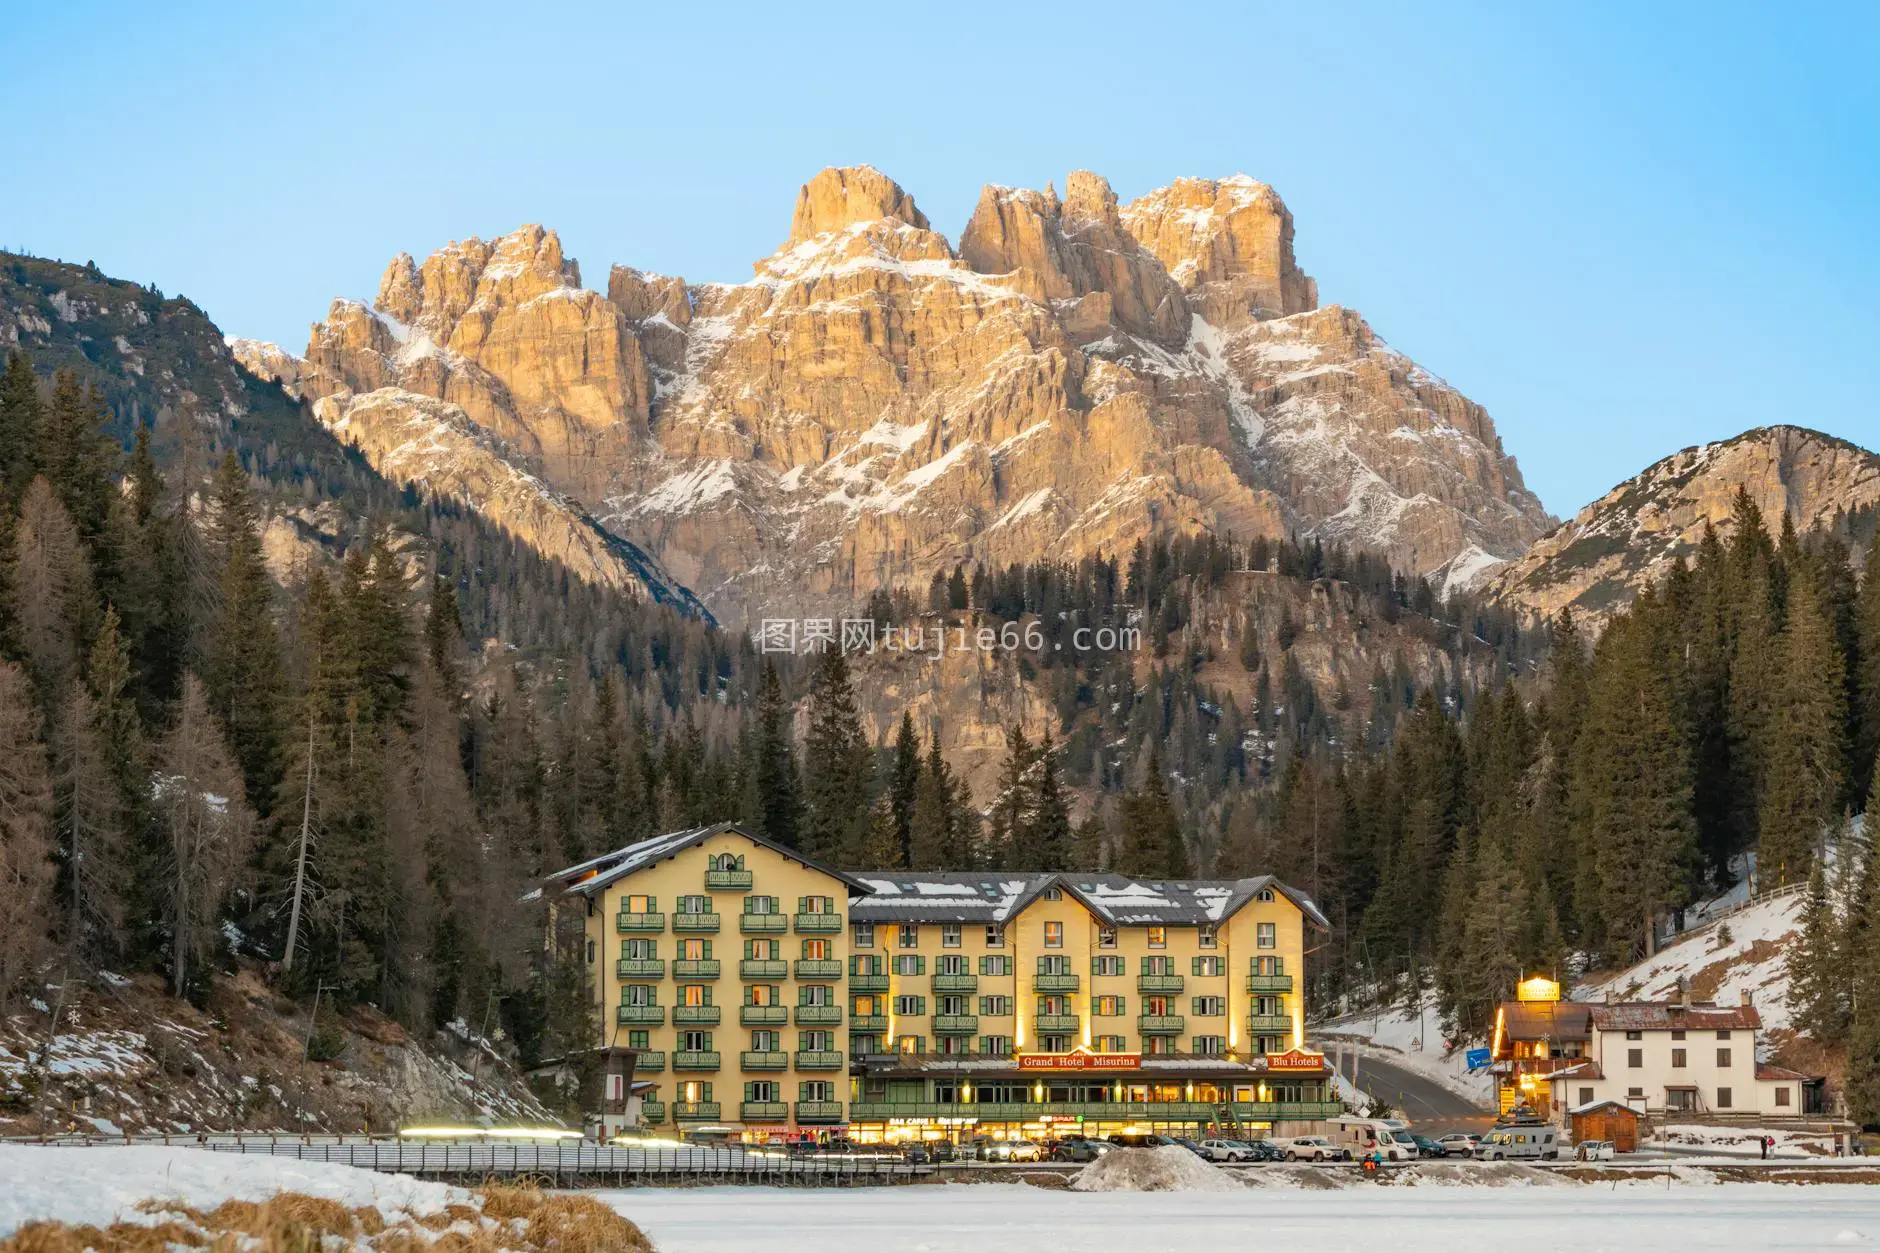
(1330, 1049, 1492, 1132)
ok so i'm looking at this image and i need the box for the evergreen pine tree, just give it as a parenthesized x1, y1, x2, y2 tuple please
(203, 453, 285, 816)
(0, 352, 42, 510)
(1116, 750, 1187, 878)
(1029, 730, 1073, 870)
(887, 712, 920, 868)
(800, 649, 871, 859)
(155, 673, 255, 997)
(1757, 564, 1847, 883)
(753, 660, 803, 849)
(0, 660, 57, 1001)
(983, 725, 1035, 869)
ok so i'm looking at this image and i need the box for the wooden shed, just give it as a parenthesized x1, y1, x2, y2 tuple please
(1568, 1099, 1639, 1153)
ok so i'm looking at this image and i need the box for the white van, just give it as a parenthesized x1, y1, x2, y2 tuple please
(1328, 1116, 1414, 1161)
(1474, 1125, 1560, 1161)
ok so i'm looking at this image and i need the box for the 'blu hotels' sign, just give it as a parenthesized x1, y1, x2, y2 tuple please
(1016, 1052, 1141, 1071)
(1264, 1048, 1326, 1072)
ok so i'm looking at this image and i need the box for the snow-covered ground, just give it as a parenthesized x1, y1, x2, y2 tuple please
(0, 1144, 467, 1236)
(1315, 995, 1495, 1107)
(608, 1183, 1879, 1252)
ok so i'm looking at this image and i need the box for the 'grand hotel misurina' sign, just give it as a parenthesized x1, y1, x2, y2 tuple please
(1011, 1048, 1327, 1072)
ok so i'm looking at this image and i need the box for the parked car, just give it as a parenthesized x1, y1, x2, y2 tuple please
(901, 1145, 932, 1165)
(1107, 1132, 1177, 1148)
(1238, 1138, 1285, 1162)
(929, 1140, 958, 1162)
(1279, 1136, 1351, 1162)
(1195, 1138, 1251, 1162)
(1403, 1133, 1447, 1159)
(1169, 1136, 1208, 1158)
(1574, 1139, 1615, 1162)
(1436, 1133, 1479, 1157)
(1474, 1126, 1560, 1161)
(1049, 1137, 1110, 1162)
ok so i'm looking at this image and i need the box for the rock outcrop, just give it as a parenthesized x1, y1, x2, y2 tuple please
(283, 167, 1556, 627)
(1489, 426, 1880, 625)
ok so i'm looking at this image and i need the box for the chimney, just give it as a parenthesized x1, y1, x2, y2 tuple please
(1677, 976, 1691, 1007)
(1740, 989, 1753, 1008)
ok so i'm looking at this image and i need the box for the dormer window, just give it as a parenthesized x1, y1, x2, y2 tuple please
(1256, 888, 1275, 902)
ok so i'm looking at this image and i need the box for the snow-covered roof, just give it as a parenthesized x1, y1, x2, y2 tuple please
(847, 870, 1328, 929)
(1587, 1002, 1761, 1032)
(548, 822, 870, 896)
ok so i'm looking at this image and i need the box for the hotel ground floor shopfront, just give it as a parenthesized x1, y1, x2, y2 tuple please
(840, 1050, 1343, 1145)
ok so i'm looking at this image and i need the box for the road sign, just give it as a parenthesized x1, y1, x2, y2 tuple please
(1465, 1047, 1491, 1071)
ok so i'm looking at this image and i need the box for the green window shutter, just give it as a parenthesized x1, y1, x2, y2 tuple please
(701, 1082, 712, 1102)
(1190, 956, 1203, 975)
(1036, 956, 1050, 974)
(701, 939, 712, 958)
(979, 955, 989, 975)
(744, 1081, 754, 1101)
(1118, 996, 1127, 1015)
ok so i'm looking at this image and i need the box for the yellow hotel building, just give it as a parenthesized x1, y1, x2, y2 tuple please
(550, 822, 1341, 1144)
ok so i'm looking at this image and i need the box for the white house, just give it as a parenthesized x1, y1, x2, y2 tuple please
(1546, 994, 1812, 1119)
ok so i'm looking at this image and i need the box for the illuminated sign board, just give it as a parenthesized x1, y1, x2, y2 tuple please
(1516, 976, 1561, 1003)
(1263, 1047, 1326, 1072)
(1016, 1052, 1142, 1071)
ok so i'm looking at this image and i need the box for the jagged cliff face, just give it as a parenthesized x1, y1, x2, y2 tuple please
(1489, 426, 1880, 624)
(261, 166, 1553, 627)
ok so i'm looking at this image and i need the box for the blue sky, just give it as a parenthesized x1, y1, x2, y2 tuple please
(3, 0, 1874, 515)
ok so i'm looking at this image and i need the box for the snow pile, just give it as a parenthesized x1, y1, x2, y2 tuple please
(1070, 1146, 1245, 1192)
(1575, 888, 1805, 1039)
(1660, 1124, 1833, 1156)
(0, 1144, 466, 1236)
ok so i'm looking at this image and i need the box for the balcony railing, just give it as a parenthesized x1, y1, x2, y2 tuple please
(848, 972, 888, 991)
(794, 1050, 844, 1070)
(795, 959, 843, 979)
(1137, 974, 1184, 993)
(794, 913, 842, 934)
(849, 1013, 888, 1031)
(673, 911, 721, 933)
(740, 1050, 788, 1070)
(616, 1005, 664, 1026)
(1245, 973, 1293, 993)
(740, 1100, 789, 1121)
(673, 1101, 721, 1120)
(845, 1099, 1346, 1122)
(1138, 1014, 1185, 1035)
(705, 868, 754, 890)
(673, 959, 721, 979)
(1035, 1014, 1080, 1033)
(616, 958, 664, 978)
(933, 1014, 979, 1035)
(796, 1005, 842, 1026)
(615, 912, 665, 933)
(795, 1101, 845, 1123)
(740, 913, 787, 934)
(932, 973, 977, 992)
(740, 959, 787, 979)
(1247, 1013, 1292, 1034)
(672, 1051, 720, 1071)
(639, 1100, 666, 1122)
(741, 1005, 788, 1026)
(1034, 973, 1080, 992)
(630, 1051, 665, 1072)
(673, 1005, 721, 1026)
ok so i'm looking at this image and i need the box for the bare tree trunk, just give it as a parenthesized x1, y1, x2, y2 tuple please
(283, 708, 316, 975)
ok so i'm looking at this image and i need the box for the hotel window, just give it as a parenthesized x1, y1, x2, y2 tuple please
(939, 995, 970, 1016)
(939, 955, 968, 976)
(801, 895, 835, 915)
(1145, 995, 1171, 1016)
(1628, 1049, 1643, 1068)
(1194, 1036, 1225, 1056)
(1045, 887, 1063, 901)
(899, 923, 920, 949)
(682, 938, 709, 960)
(941, 923, 962, 948)
(1039, 1035, 1071, 1052)
(1256, 888, 1274, 902)
(627, 894, 655, 913)
(1671, 1049, 1688, 1068)
(980, 995, 1012, 1017)
(746, 895, 779, 915)
(1037, 995, 1072, 1016)
(1775, 1087, 1791, 1107)
(800, 984, 833, 1006)
(1192, 956, 1222, 977)
(1098, 927, 1117, 949)
(745, 938, 779, 960)
(624, 984, 657, 1006)
(852, 995, 881, 1016)
(980, 954, 1011, 976)
(1717, 1048, 1732, 1068)
(895, 994, 926, 1016)
(801, 1080, 835, 1101)
(1198, 925, 1217, 950)
(986, 925, 1005, 948)
(802, 938, 828, 959)
(897, 1036, 923, 1055)
(682, 985, 712, 1007)
(1192, 996, 1225, 1017)
(1716, 1087, 1732, 1109)
(1146, 926, 1166, 949)
(625, 938, 656, 959)
(711, 853, 742, 871)
(1143, 1036, 1172, 1055)
(747, 1080, 779, 1102)
(1254, 995, 1283, 1016)
(980, 1035, 1012, 1057)
(1093, 995, 1125, 1017)
(750, 1030, 778, 1050)
(1255, 955, 1284, 975)
(746, 984, 777, 1006)
(1256, 923, 1276, 949)
(1095, 1034, 1128, 1052)
(1038, 955, 1071, 975)
(1044, 921, 1064, 948)
(628, 1030, 650, 1049)
(800, 1030, 833, 1052)
(1142, 955, 1173, 976)
(893, 954, 924, 975)
(679, 1080, 711, 1102)
(938, 1034, 970, 1056)
(679, 894, 710, 914)
(1093, 955, 1125, 977)
(853, 922, 875, 948)
(681, 1031, 711, 1052)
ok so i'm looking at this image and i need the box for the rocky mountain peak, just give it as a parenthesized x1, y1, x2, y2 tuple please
(1120, 175, 1318, 325)
(786, 165, 930, 245)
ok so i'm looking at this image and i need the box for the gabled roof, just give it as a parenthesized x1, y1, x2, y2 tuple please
(1586, 1002, 1761, 1032)
(846, 870, 1330, 929)
(548, 822, 874, 897)
(1567, 1098, 1635, 1116)
(1754, 1062, 1816, 1082)
(1500, 1001, 1592, 1042)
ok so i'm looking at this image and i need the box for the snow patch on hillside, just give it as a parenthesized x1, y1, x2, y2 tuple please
(1315, 995, 1495, 1107)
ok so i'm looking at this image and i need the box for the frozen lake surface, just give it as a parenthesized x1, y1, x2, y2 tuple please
(603, 1182, 1880, 1252)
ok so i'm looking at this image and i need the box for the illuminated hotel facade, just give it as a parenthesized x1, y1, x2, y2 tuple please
(550, 823, 1341, 1144)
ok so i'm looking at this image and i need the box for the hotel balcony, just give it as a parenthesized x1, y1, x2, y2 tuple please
(740, 913, 787, 934)
(615, 1005, 664, 1026)
(630, 1051, 665, 1072)
(1034, 974, 1080, 992)
(673, 1101, 721, 1120)
(1035, 1014, 1080, 1033)
(672, 1052, 720, 1071)
(848, 972, 889, 991)
(705, 868, 754, 890)
(1137, 974, 1184, 993)
(933, 1015, 979, 1035)
(794, 913, 842, 934)
(1245, 973, 1294, 993)
(796, 1005, 843, 1026)
(932, 973, 978, 992)
(1137, 1014, 1185, 1035)
(795, 958, 843, 979)
(740, 959, 787, 979)
(740, 1051, 788, 1070)
(795, 1101, 845, 1123)
(616, 958, 664, 978)
(1247, 1013, 1292, 1034)
(673, 911, 721, 933)
(673, 959, 720, 979)
(615, 912, 665, 933)
(740, 1100, 789, 1121)
(741, 1005, 788, 1026)
(794, 1050, 845, 1070)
